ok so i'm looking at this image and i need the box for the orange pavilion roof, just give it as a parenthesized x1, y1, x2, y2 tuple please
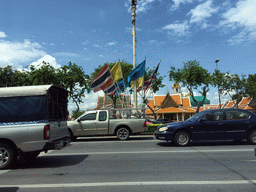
(239, 97, 253, 107)
(225, 100, 236, 108)
(154, 95, 166, 106)
(171, 94, 182, 105)
(156, 107, 185, 113)
(182, 108, 196, 113)
(246, 105, 256, 110)
(182, 97, 191, 107)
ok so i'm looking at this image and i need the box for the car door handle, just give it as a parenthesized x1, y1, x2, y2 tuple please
(218, 123, 223, 125)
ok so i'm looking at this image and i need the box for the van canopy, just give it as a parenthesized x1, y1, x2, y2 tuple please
(0, 85, 68, 123)
(0, 85, 59, 98)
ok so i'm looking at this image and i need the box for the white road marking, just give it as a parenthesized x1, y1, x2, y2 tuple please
(0, 180, 256, 188)
(0, 170, 9, 175)
(39, 149, 254, 156)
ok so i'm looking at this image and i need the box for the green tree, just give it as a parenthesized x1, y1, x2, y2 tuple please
(58, 61, 90, 115)
(211, 69, 226, 108)
(219, 73, 247, 108)
(245, 74, 256, 99)
(169, 60, 211, 113)
(27, 61, 60, 85)
(0, 65, 30, 87)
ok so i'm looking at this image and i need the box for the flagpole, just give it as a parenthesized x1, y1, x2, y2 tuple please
(131, 0, 137, 108)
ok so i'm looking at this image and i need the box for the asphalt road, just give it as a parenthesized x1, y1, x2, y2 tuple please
(1, 136, 256, 192)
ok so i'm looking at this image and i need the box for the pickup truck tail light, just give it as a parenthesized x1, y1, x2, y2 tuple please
(44, 124, 50, 140)
(143, 120, 147, 127)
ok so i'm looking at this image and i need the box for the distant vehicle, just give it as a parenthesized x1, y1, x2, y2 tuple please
(0, 85, 70, 169)
(155, 108, 256, 146)
(152, 118, 172, 124)
(68, 108, 148, 141)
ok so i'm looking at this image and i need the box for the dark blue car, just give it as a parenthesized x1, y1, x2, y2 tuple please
(154, 108, 256, 146)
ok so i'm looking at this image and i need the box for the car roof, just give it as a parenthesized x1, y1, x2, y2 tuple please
(200, 108, 255, 115)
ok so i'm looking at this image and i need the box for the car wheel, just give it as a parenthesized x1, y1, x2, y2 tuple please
(24, 151, 41, 160)
(247, 129, 256, 144)
(116, 127, 130, 140)
(174, 131, 190, 146)
(0, 143, 15, 169)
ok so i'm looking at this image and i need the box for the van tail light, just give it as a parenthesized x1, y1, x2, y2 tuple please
(143, 120, 147, 127)
(44, 124, 50, 140)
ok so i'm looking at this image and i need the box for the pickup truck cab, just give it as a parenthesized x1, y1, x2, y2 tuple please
(68, 109, 147, 140)
(0, 85, 70, 169)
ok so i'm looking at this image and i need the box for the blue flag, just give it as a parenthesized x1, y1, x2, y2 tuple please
(127, 60, 145, 85)
(118, 79, 127, 92)
(116, 79, 127, 95)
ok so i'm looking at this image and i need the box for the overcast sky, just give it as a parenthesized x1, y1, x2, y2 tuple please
(1, 0, 255, 112)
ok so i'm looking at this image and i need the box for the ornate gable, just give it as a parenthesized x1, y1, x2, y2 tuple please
(160, 92, 178, 108)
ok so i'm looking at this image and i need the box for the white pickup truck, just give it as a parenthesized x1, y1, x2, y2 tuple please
(68, 109, 147, 140)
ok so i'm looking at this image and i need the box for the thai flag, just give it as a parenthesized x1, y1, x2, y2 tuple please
(103, 81, 119, 95)
(91, 65, 114, 93)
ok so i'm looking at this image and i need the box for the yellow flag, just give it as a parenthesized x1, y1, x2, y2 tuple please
(131, 77, 143, 89)
(110, 61, 123, 82)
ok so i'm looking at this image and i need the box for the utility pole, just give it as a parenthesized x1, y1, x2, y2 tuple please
(131, 0, 137, 108)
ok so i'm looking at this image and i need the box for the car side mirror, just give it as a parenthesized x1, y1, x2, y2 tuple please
(77, 119, 81, 122)
(200, 118, 206, 122)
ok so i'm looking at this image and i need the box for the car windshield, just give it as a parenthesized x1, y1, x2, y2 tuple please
(186, 111, 208, 122)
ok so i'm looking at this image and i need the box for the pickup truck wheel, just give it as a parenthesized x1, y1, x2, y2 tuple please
(0, 143, 15, 169)
(116, 128, 130, 140)
(174, 131, 190, 146)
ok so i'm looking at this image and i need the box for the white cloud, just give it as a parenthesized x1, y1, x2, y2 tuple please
(171, 0, 193, 10)
(68, 91, 104, 112)
(53, 52, 80, 57)
(107, 42, 116, 46)
(227, 31, 247, 45)
(188, 0, 219, 25)
(0, 39, 46, 69)
(136, 0, 154, 13)
(162, 20, 190, 36)
(0, 31, 7, 38)
(99, 55, 104, 57)
(93, 44, 101, 48)
(82, 40, 90, 45)
(220, 0, 256, 44)
(28, 55, 61, 69)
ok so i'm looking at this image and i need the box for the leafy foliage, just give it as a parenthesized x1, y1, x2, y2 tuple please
(0, 61, 90, 114)
(58, 61, 90, 114)
(218, 73, 247, 107)
(169, 60, 211, 113)
(245, 74, 256, 99)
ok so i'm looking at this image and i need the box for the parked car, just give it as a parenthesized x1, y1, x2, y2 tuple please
(68, 109, 147, 141)
(0, 85, 70, 169)
(155, 108, 256, 146)
(152, 118, 172, 124)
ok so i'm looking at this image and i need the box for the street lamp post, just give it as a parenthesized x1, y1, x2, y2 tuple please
(131, 0, 137, 108)
(215, 59, 221, 108)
